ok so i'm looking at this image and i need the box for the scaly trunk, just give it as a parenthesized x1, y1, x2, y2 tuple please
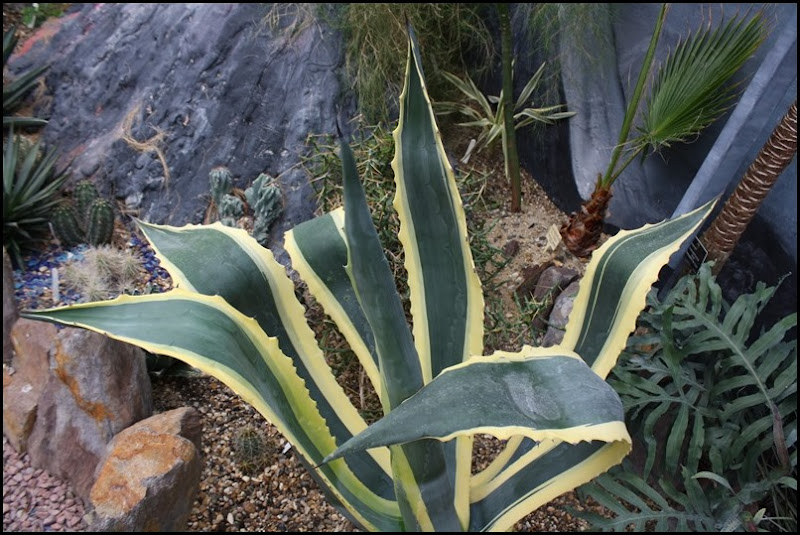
(701, 100, 796, 274)
(560, 177, 612, 258)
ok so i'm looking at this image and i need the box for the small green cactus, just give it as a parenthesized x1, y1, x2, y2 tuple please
(74, 180, 99, 228)
(50, 181, 116, 247)
(52, 204, 83, 247)
(218, 194, 244, 228)
(232, 425, 276, 475)
(244, 173, 282, 245)
(86, 198, 114, 246)
(209, 166, 233, 208)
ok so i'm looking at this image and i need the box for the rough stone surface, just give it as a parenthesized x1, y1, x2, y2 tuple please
(2, 319, 58, 452)
(25, 327, 153, 500)
(89, 409, 203, 532)
(530, 266, 579, 332)
(9, 4, 348, 261)
(121, 406, 203, 452)
(2, 248, 17, 363)
(532, 266, 579, 302)
(542, 280, 581, 347)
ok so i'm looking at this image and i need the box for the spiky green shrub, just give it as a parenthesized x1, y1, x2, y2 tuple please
(3, 26, 48, 129)
(24, 29, 715, 531)
(3, 129, 68, 267)
(580, 263, 797, 532)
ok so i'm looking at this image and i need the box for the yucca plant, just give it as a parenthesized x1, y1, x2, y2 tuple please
(3, 128, 69, 268)
(24, 29, 715, 531)
(3, 26, 49, 129)
(437, 64, 575, 159)
(561, 6, 766, 257)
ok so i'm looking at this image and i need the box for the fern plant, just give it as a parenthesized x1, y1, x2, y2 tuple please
(580, 263, 797, 532)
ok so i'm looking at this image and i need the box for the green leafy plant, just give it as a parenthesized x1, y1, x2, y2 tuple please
(3, 26, 48, 129)
(51, 180, 116, 248)
(24, 29, 715, 531)
(3, 129, 68, 267)
(580, 263, 797, 531)
(561, 7, 766, 257)
(20, 3, 69, 29)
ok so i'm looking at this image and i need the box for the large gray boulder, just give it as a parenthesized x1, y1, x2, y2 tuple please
(10, 4, 346, 257)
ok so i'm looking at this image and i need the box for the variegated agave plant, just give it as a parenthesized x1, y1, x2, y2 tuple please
(24, 30, 714, 531)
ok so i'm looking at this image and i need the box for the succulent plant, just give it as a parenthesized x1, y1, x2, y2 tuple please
(244, 173, 282, 245)
(86, 198, 115, 246)
(218, 194, 244, 228)
(74, 180, 100, 228)
(51, 204, 83, 248)
(209, 166, 234, 208)
(3, 128, 68, 267)
(50, 181, 115, 248)
(232, 425, 277, 475)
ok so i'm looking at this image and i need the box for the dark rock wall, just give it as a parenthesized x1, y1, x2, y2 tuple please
(10, 4, 347, 253)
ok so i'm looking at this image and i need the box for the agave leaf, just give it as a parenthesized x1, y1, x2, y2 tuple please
(563, 201, 715, 377)
(285, 208, 382, 398)
(136, 220, 394, 492)
(322, 348, 629, 462)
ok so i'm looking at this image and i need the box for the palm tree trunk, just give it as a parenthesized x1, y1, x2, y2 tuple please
(701, 100, 796, 274)
(560, 177, 612, 258)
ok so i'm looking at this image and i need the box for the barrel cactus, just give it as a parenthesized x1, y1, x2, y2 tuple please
(51, 181, 115, 247)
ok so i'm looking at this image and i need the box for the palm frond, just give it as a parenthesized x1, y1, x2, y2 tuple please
(634, 12, 766, 153)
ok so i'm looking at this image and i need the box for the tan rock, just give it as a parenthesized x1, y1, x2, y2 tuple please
(3, 247, 18, 363)
(89, 409, 203, 531)
(126, 407, 203, 452)
(2, 319, 58, 452)
(26, 326, 152, 499)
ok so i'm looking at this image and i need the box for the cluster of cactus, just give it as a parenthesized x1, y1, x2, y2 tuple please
(208, 167, 282, 245)
(52, 180, 115, 247)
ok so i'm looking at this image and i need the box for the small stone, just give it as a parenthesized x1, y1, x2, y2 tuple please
(503, 240, 520, 257)
(243, 501, 256, 514)
(227, 512, 235, 524)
